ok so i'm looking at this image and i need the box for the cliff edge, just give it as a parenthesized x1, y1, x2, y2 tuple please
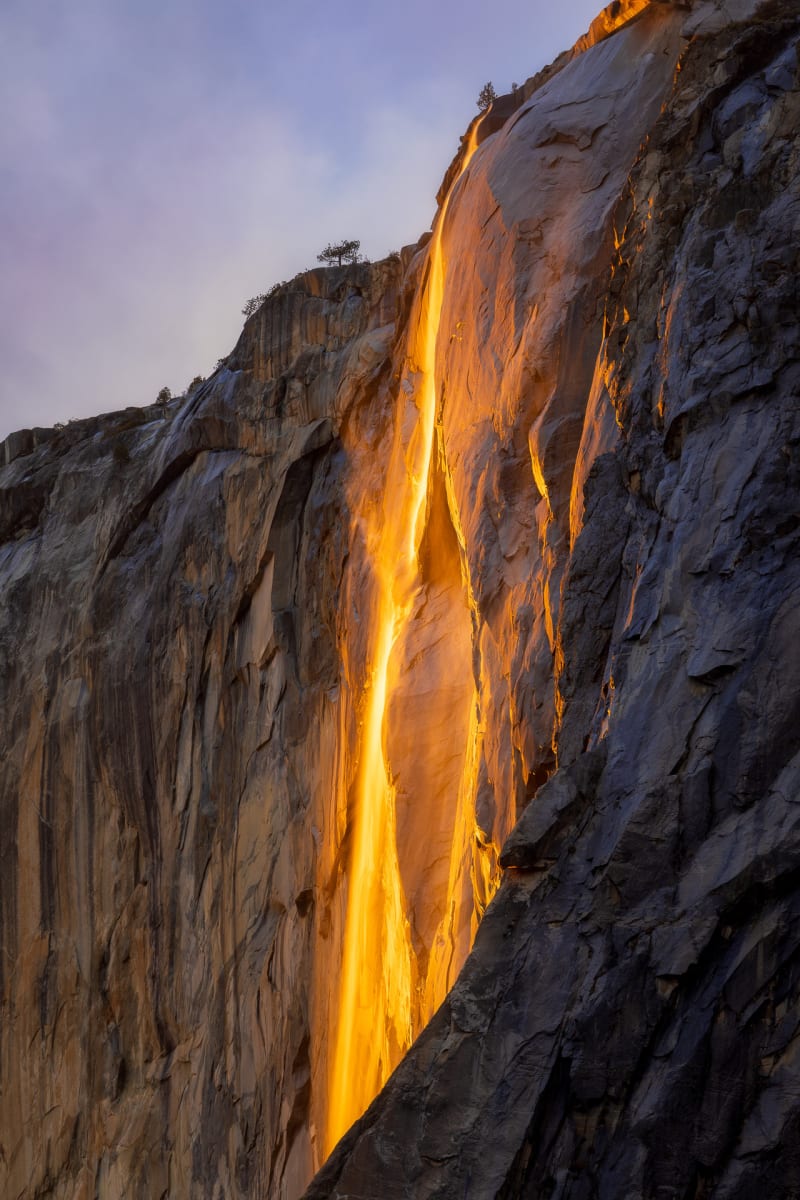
(1, 1, 798, 1198)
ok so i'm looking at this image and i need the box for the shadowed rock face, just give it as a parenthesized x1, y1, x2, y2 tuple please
(305, 1, 800, 1197)
(0, 260, 404, 1199)
(1, 1, 799, 1198)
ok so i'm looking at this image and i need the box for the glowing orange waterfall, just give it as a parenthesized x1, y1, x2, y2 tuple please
(325, 122, 486, 1156)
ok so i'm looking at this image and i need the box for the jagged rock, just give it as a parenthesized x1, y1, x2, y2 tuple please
(0, 260, 405, 1199)
(305, 2, 800, 1198)
(1, 1, 799, 1198)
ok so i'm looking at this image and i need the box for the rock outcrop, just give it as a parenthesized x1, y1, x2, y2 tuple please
(306, 1, 800, 1197)
(0, 259, 404, 1199)
(1, 1, 798, 1198)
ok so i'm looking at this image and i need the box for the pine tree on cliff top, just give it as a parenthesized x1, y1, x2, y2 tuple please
(317, 239, 361, 266)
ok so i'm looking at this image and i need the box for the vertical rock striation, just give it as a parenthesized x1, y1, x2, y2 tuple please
(1, 1, 799, 1198)
(306, 0, 800, 1197)
(0, 261, 405, 1198)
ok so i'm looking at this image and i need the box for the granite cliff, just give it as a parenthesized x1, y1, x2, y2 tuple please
(1, 0, 799, 1197)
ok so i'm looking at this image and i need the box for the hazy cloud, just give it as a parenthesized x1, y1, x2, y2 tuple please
(0, 0, 601, 437)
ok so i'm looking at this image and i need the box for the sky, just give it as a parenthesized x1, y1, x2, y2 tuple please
(0, 0, 603, 440)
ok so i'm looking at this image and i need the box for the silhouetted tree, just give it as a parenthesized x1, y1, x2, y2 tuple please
(477, 81, 497, 111)
(242, 294, 267, 317)
(317, 239, 361, 266)
(156, 386, 171, 404)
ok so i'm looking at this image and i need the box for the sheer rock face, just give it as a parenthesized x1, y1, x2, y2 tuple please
(0, 260, 403, 1200)
(2, 3, 799, 1200)
(306, 1, 800, 1198)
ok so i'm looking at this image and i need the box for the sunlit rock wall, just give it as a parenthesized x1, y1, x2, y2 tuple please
(0, 260, 405, 1199)
(307, 0, 800, 1196)
(2, 0, 799, 1197)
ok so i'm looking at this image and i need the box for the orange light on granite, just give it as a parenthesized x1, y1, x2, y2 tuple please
(421, 692, 501, 1017)
(576, 0, 652, 51)
(326, 123, 483, 1156)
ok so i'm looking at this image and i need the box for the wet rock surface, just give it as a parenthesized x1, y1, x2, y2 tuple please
(305, 1, 800, 1197)
(0, 260, 404, 1199)
(1, 1, 799, 1198)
